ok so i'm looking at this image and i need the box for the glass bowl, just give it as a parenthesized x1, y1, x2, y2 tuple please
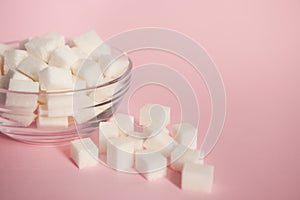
(0, 45, 132, 145)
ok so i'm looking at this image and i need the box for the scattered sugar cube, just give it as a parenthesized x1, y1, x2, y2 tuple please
(74, 59, 103, 87)
(25, 32, 65, 62)
(71, 30, 103, 55)
(107, 136, 135, 171)
(103, 55, 130, 78)
(5, 79, 39, 111)
(181, 163, 214, 192)
(17, 56, 47, 81)
(112, 113, 134, 136)
(48, 45, 78, 69)
(170, 145, 201, 171)
(99, 121, 119, 153)
(70, 138, 99, 169)
(143, 129, 178, 157)
(126, 134, 144, 151)
(173, 123, 198, 149)
(140, 104, 170, 134)
(39, 66, 73, 90)
(3, 49, 28, 74)
(135, 150, 167, 180)
(36, 116, 68, 128)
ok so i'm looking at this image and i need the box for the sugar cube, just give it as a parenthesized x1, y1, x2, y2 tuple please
(107, 137, 135, 171)
(99, 121, 119, 153)
(74, 59, 103, 87)
(181, 163, 214, 192)
(0, 44, 14, 74)
(173, 123, 198, 149)
(36, 116, 68, 128)
(5, 79, 39, 111)
(71, 30, 103, 55)
(72, 76, 87, 90)
(1, 113, 36, 126)
(143, 129, 178, 157)
(17, 56, 47, 81)
(170, 145, 201, 171)
(141, 104, 170, 135)
(39, 66, 73, 90)
(48, 45, 78, 69)
(112, 113, 134, 136)
(19, 38, 31, 50)
(72, 94, 104, 124)
(25, 32, 65, 62)
(70, 138, 99, 169)
(2, 69, 32, 88)
(3, 49, 28, 74)
(135, 150, 167, 180)
(88, 77, 118, 103)
(71, 47, 87, 59)
(103, 55, 129, 78)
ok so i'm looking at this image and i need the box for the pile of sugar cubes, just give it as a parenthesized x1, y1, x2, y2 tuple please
(0, 30, 129, 128)
(71, 104, 215, 193)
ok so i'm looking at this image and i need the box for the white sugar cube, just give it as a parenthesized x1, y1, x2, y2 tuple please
(72, 94, 101, 123)
(36, 116, 68, 128)
(107, 137, 135, 171)
(19, 38, 31, 50)
(170, 145, 201, 171)
(71, 47, 87, 59)
(46, 94, 73, 117)
(112, 113, 134, 136)
(72, 76, 87, 90)
(143, 129, 178, 157)
(173, 123, 198, 149)
(0, 44, 14, 74)
(17, 56, 47, 81)
(74, 59, 103, 87)
(71, 30, 103, 55)
(127, 134, 144, 151)
(140, 104, 170, 134)
(181, 163, 214, 192)
(103, 55, 129, 78)
(135, 150, 167, 180)
(5, 79, 39, 111)
(89, 44, 112, 66)
(2, 69, 32, 88)
(0, 44, 13, 54)
(48, 45, 78, 69)
(70, 59, 84, 75)
(1, 113, 36, 126)
(3, 49, 28, 74)
(70, 138, 99, 169)
(25, 32, 65, 62)
(39, 66, 73, 90)
(99, 121, 119, 153)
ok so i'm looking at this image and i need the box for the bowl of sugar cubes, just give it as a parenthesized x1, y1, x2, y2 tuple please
(0, 30, 132, 144)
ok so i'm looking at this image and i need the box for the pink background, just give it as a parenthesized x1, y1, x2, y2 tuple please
(0, 0, 299, 199)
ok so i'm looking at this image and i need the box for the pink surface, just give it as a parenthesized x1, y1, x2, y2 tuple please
(0, 0, 300, 200)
